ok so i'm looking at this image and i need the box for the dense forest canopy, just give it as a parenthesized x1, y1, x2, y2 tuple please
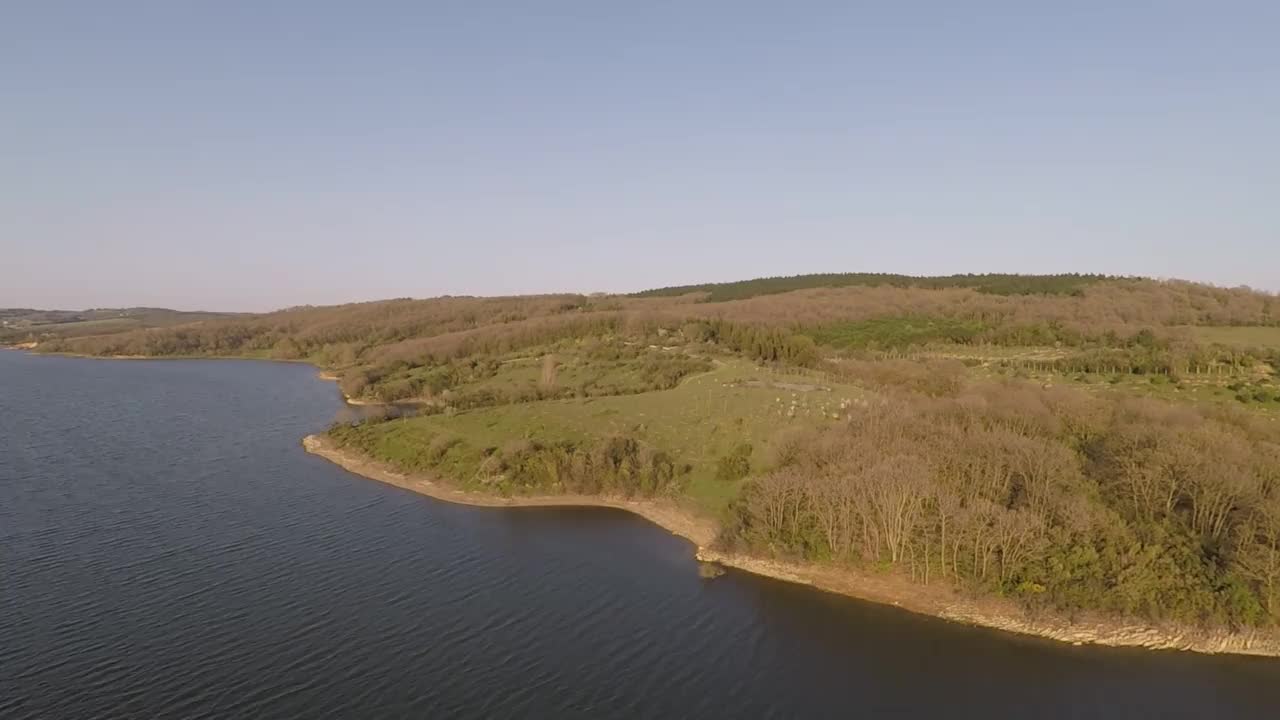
(16, 272, 1280, 632)
(631, 272, 1120, 302)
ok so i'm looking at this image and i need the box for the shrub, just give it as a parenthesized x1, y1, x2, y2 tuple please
(715, 443, 753, 483)
(426, 435, 462, 463)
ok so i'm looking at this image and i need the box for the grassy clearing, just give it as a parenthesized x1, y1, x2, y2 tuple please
(808, 316, 989, 349)
(333, 338, 1280, 522)
(982, 364, 1280, 415)
(362, 340, 712, 403)
(336, 358, 868, 517)
(923, 345, 1068, 362)
(1183, 326, 1280, 349)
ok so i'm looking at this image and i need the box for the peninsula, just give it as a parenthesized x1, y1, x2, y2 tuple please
(19, 273, 1280, 656)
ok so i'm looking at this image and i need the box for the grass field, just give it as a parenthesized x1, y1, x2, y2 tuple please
(1182, 325, 1280, 349)
(914, 333, 1279, 413)
(981, 363, 1280, 415)
(332, 333, 1280, 521)
(335, 358, 868, 517)
(1, 308, 235, 342)
(22, 317, 143, 337)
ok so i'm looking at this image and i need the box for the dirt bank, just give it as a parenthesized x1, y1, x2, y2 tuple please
(694, 549, 1280, 657)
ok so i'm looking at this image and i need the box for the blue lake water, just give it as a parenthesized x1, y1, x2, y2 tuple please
(3, 350, 1279, 719)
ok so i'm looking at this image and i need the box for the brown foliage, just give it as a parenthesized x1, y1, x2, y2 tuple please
(727, 375, 1280, 627)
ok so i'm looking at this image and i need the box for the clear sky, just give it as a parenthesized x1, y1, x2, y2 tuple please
(4, 2, 1277, 311)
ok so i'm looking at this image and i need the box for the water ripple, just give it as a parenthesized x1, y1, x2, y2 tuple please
(4, 352, 1280, 719)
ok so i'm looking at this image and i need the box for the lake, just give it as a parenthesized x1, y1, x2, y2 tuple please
(3, 350, 1279, 719)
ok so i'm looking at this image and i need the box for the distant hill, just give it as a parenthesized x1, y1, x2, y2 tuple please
(0, 307, 237, 343)
(632, 272, 1119, 302)
(27, 273, 1279, 374)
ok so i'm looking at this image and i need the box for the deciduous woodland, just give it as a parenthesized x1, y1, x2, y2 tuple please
(24, 273, 1280, 640)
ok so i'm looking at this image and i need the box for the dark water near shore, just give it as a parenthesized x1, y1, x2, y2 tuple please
(4, 351, 1280, 719)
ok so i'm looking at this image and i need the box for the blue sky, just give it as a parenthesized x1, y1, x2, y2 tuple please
(3, 1, 1277, 310)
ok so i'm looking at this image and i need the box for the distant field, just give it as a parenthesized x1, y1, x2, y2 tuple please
(1182, 326, 1280, 349)
(0, 308, 234, 343)
(23, 317, 143, 338)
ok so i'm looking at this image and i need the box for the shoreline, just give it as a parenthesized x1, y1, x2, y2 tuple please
(302, 434, 719, 546)
(22, 350, 387, 408)
(305, 433, 1280, 659)
(315, 369, 385, 406)
(17, 348, 317, 365)
(11, 349, 1277, 659)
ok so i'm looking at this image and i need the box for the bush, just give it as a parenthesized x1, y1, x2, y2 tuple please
(426, 435, 462, 463)
(339, 370, 371, 398)
(682, 322, 713, 343)
(376, 378, 417, 401)
(715, 443, 753, 483)
(271, 337, 303, 360)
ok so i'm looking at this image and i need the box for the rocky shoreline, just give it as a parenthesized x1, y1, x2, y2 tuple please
(693, 548, 1280, 657)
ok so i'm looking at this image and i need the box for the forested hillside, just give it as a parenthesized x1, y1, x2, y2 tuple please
(631, 272, 1115, 301)
(27, 274, 1280, 632)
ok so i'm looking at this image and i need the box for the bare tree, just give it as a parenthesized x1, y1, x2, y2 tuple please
(541, 353, 558, 390)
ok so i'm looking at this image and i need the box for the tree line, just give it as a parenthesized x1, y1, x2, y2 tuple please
(632, 272, 1115, 302)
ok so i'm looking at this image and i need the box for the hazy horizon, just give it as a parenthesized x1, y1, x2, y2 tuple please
(6, 3, 1278, 312)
